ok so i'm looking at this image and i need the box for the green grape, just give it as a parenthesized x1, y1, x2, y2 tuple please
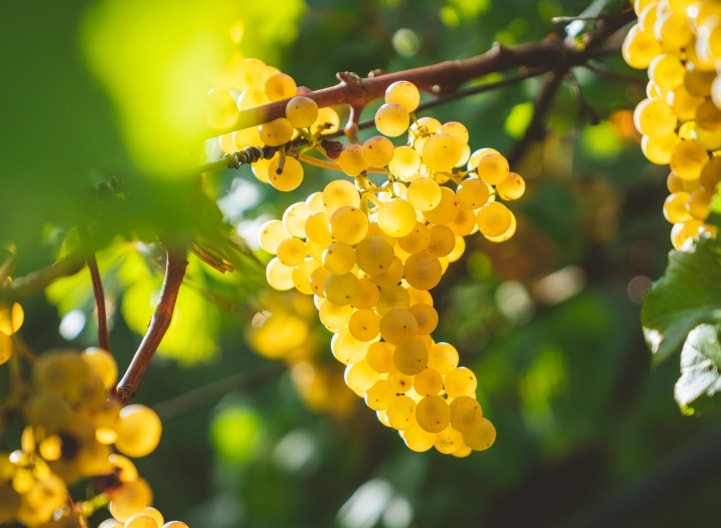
(268, 155, 304, 191)
(365, 379, 395, 410)
(108, 477, 153, 523)
(331, 327, 370, 365)
(352, 278, 381, 309)
(276, 237, 307, 267)
(258, 117, 294, 147)
(386, 395, 416, 430)
(285, 95, 318, 128)
(361, 135, 396, 167)
(355, 236, 395, 275)
(462, 417, 496, 451)
(375, 284, 411, 316)
(401, 422, 437, 452)
(258, 219, 290, 255)
(422, 187, 459, 225)
(375, 102, 411, 137)
(366, 341, 395, 373)
(348, 308, 381, 341)
(265, 257, 294, 291)
(397, 222, 430, 253)
(393, 339, 429, 375)
(427, 342, 459, 375)
(449, 396, 483, 432)
(115, 404, 162, 458)
(323, 272, 360, 306)
(663, 191, 692, 223)
(426, 224, 455, 257)
(318, 299, 353, 331)
(444, 367, 477, 398)
(379, 308, 419, 345)
(456, 177, 490, 209)
(322, 242, 356, 275)
(669, 139, 709, 180)
(413, 367, 444, 396)
(330, 206, 369, 245)
(282, 201, 312, 238)
(323, 179, 361, 212)
(422, 133, 463, 172)
(264, 72, 297, 101)
(415, 395, 451, 433)
(408, 302, 438, 335)
(305, 211, 333, 245)
(205, 88, 239, 130)
(407, 177, 442, 211)
(434, 426, 464, 455)
(403, 252, 442, 290)
(337, 144, 369, 176)
(377, 199, 418, 238)
(385, 80, 420, 112)
(344, 360, 381, 396)
(389, 145, 422, 180)
(622, 23, 662, 69)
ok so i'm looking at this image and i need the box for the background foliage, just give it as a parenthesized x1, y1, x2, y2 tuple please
(3, 0, 721, 527)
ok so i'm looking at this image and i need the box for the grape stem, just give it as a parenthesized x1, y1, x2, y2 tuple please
(208, 10, 634, 138)
(114, 246, 188, 404)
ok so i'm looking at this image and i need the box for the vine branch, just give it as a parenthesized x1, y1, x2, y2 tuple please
(114, 246, 188, 404)
(86, 255, 110, 352)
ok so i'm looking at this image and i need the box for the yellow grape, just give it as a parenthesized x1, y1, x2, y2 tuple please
(318, 299, 353, 331)
(331, 327, 370, 365)
(375, 284, 411, 316)
(422, 133, 463, 172)
(323, 273, 360, 306)
(406, 177, 442, 211)
(662, 192, 692, 223)
(462, 417, 496, 451)
(344, 360, 381, 396)
(444, 367, 477, 398)
(366, 341, 395, 373)
(422, 187, 459, 225)
(276, 237, 307, 266)
(456, 177, 490, 209)
(337, 144, 369, 176)
(329, 206, 369, 245)
(355, 236, 395, 275)
(115, 404, 162, 458)
(402, 423, 438, 452)
(496, 172, 526, 201)
(426, 224, 455, 257)
(415, 395, 451, 433)
(386, 395, 416, 430)
(476, 201, 513, 237)
(385, 80, 420, 112)
(352, 278, 381, 309)
(408, 302, 438, 335)
(264, 72, 297, 101)
(323, 180, 361, 212)
(365, 379, 395, 410)
(265, 257, 294, 291)
(268, 155, 304, 191)
(389, 145, 422, 180)
(397, 222, 430, 254)
(427, 342, 459, 375)
(361, 135, 396, 167)
(285, 95, 318, 128)
(377, 199, 418, 238)
(393, 339, 429, 375)
(258, 117, 294, 147)
(322, 242, 356, 275)
(449, 396, 483, 432)
(434, 426, 464, 455)
(375, 102, 411, 137)
(124, 513, 160, 528)
(282, 201, 312, 238)
(669, 139, 709, 180)
(403, 253, 442, 290)
(413, 367, 444, 396)
(81, 347, 117, 390)
(379, 308, 419, 345)
(347, 308, 381, 341)
(108, 478, 153, 523)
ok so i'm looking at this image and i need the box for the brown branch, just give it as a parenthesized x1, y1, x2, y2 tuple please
(114, 246, 188, 404)
(211, 11, 633, 137)
(86, 254, 110, 352)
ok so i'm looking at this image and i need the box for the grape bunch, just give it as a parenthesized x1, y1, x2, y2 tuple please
(623, 0, 721, 248)
(211, 57, 525, 456)
(0, 347, 187, 528)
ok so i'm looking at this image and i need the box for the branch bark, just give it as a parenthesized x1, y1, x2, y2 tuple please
(114, 246, 188, 404)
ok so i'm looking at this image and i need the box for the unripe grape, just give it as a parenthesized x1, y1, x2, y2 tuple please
(284, 95, 319, 129)
(375, 102, 411, 137)
(362, 135, 396, 167)
(258, 117, 294, 147)
(385, 80, 420, 112)
(268, 155, 304, 191)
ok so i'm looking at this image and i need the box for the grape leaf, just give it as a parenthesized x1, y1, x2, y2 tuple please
(641, 235, 721, 365)
(675, 323, 721, 415)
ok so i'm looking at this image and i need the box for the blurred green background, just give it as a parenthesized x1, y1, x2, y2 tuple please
(3, 0, 721, 527)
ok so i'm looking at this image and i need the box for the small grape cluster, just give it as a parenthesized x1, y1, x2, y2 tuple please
(216, 58, 526, 454)
(623, 0, 721, 248)
(0, 347, 187, 528)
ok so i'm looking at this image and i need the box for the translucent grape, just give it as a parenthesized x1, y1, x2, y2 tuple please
(361, 135, 396, 167)
(422, 133, 463, 172)
(266, 257, 294, 291)
(322, 242, 356, 275)
(633, 98, 678, 138)
(408, 302, 438, 335)
(402, 423, 437, 452)
(426, 224, 455, 257)
(414, 367, 444, 396)
(324, 272, 360, 306)
(427, 342, 459, 375)
(312, 106, 341, 135)
(366, 341, 395, 373)
(496, 172, 526, 201)
(434, 426, 464, 455)
(108, 478, 153, 523)
(345, 360, 381, 396)
(669, 140, 709, 180)
(318, 299, 353, 331)
(264, 72, 297, 101)
(375, 102, 411, 137)
(81, 347, 117, 390)
(386, 395, 416, 429)
(365, 379, 395, 410)
(444, 367, 477, 398)
(115, 404, 162, 458)
(377, 199, 418, 238)
(663, 192, 692, 223)
(330, 206, 369, 245)
(476, 201, 513, 238)
(422, 187, 459, 225)
(403, 253, 442, 290)
(393, 339, 429, 375)
(475, 152, 510, 185)
(348, 308, 381, 341)
(323, 180, 361, 212)
(355, 236, 395, 275)
(337, 144, 369, 176)
(456, 177, 490, 209)
(462, 417, 496, 451)
(331, 327, 370, 365)
(407, 177, 442, 211)
(385, 80, 420, 112)
(352, 278, 381, 309)
(397, 222, 430, 253)
(258, 117, 294, 147)
(389, 145, 422, 180)
(368, 256, 404, 288)
(449, 396, 483, 432)
(124, 513, 160, 528)
(205, 88, 239, 130)
(276, 237, 307, 266)
(268, 155, 304, 191)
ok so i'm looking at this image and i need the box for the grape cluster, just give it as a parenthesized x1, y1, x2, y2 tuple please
(0, 348, 187, 527)
(623, 0, 721, 248)
(224, 65, 526, 454)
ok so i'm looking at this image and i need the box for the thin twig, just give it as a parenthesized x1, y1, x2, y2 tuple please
(86, 255, 110, 352)
(114, 246, 188, 404)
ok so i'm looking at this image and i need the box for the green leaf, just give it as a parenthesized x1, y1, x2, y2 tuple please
(675, 323, 721, 415)
(641, 235, 721, 365)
